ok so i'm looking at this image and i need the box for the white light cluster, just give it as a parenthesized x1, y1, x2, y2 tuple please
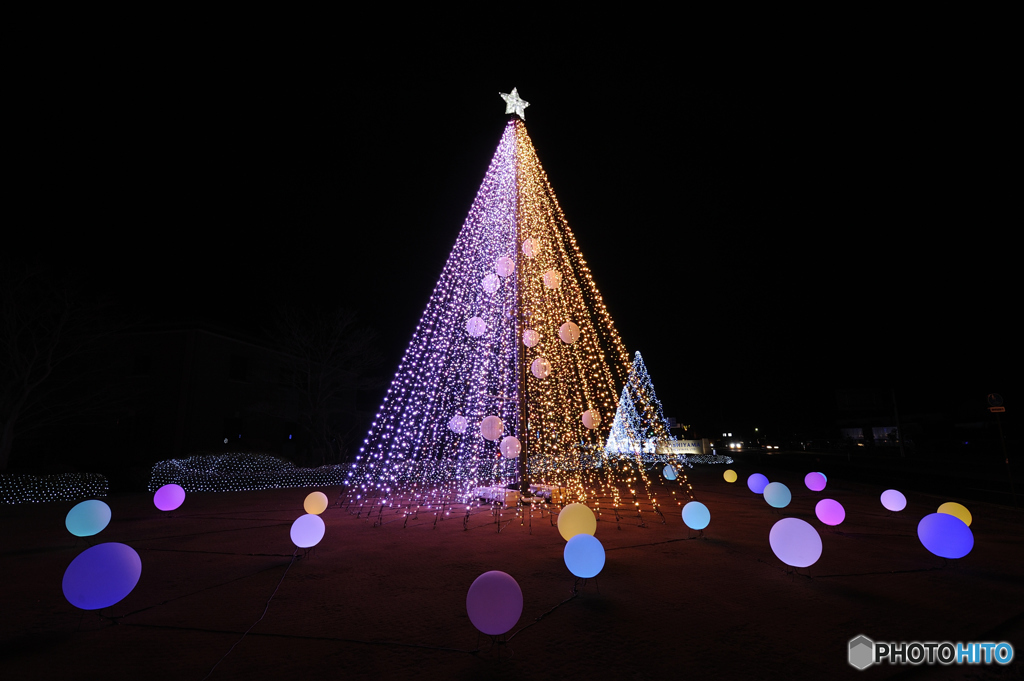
(0, 472, 109, 505)
(148, 453, 348, 493)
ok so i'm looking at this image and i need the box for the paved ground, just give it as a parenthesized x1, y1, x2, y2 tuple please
(2, 461, 1022, 680)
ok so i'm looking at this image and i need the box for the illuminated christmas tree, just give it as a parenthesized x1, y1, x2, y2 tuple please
(346, 90, 640, 507)
(605, 352, 676, 461)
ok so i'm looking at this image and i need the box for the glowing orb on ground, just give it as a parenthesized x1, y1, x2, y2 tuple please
(523, 329, 540, 347)
(62, 542, 142, 610)
(682, 501, 710, 530)
(153, 484, 185, 512)
(466, 317, 486, 338)
(815, 499, 845, 526)
(557, 503, 597, 541)
(763, 482, 792, 508)
(495, 257, 514, 277)
(723, 469, 738, 483)
(564, 534, 605, 578)
(500, 436, 521, 459)
(769, 518, 822, 568)
(558, 321, 580, 344)
(804, 472, 826, 492)
(481, 274, 500, 293)
(747, 473, 769, 494)
(918, 513, 974, 559)
(304, 492, 329, 515)
(522, 237, 540, 258)
(581, 409, 600, 430)
(543, 270, 562, 289)
(466, 571, 523, 636)
(290, 514, 325, 548)
(663, 465, 677, 481)
(530, 357, 552, 379)
(448, 414, 468, 434)
(937, 502, 972, 527)
(66, 500, 112, 537)
(881, 489, 907, 512)
(481, 416, 504, 441)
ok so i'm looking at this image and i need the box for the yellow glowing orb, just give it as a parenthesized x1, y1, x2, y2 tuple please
(723, 469, 738, 483)
(557, 503, 597, 541)
(937, 501, 972, 527)
(304, 491, 329, 515)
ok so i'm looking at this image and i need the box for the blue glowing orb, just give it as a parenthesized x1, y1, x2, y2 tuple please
(769, 518, 822, 568)
(65, 499, 111, 537)
(918, 513, 974, 559)
(153, 484, 185, 512)
(62, 542, 142, 610)
(290, 513, 326, 548)
(663, 464, 677, 481)
(815, 498, 845, 526)
(804, 472, 826, 491)
(563, 533, 606, 578)
(747, 473, 769, 494)
(466, 571, 523, 635)
(881, 489, 907, 512)
(682, 501, 711, 530)
(763, 482, 792, 508)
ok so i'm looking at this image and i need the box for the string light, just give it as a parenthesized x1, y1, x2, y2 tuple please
(1, 472, 109, 504)
(148, 453, 347, 492)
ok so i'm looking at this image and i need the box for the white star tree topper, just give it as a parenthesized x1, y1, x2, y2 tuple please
(499, 88, 530, 119)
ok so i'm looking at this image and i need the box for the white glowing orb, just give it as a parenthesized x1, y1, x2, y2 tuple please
(543, 270, 562, 290)
(769, 517, 822, 568)
(466, 317, 486, 338)
(481, 274, 500, 293)
(530, 357, 552, 379)
(581, 409, 600, 430)
(448, 414, 468, 434)
(500, 436, 521, 459)
(558, 321, 580, 344)
(881, 489, 907, 512)
(522, 329, 540, 347)
(495, 257, 514, 277)
(290, 513, 325, 548)
(481, 416, 504, 441)
(522, 237, 540, 258)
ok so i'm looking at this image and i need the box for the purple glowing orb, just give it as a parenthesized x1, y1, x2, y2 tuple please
(466, 571, 523, 636)
(918, 513, 974, 559)
(815, 498, 845, 526)
(881, 489, 907, 512)
(290, 514, 326, 548)
(63, 542, 142, 610)
(747, 473, 769, 494)
(153, 484, 186, 512)
(769, 518, 822, 568)
(804, 472, 826, 492)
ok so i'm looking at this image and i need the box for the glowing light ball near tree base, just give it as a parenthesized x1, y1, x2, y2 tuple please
(66, 499, 112, 537)
(153, 484, 186, 511)
(918, 513, 974, 559)
(345, 97, 641, 509)
(804, 472, 826, 492)
(304, 491, 329, 515)
(466, 570, 523, 636)
(747, 473, 769, 494)
(769, 518, 822, 568)
(881, 489, 907, 512)
(723, 469, 738, 483)
(815, 499, 845, 526)
(682, 501, 710, 530)
(290, 514, 326, 548)
(663, 464, 677, 481)
(63, 543, 142, 610)
(557, 503, 597, 541)
(564, 534, 606, 578)
(937, 501, 972, 526)
(763, 482, 792, 509)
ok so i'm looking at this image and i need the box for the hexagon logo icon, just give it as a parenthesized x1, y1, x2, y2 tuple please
(848, 635, 874, 670)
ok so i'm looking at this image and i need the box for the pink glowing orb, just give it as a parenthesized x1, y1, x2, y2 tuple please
(290, 514, 326, 548)
(804, 472, 826, 492)
(881, 489, 907, 512)
(63, 542, 142, 610)
(153, 484, 186, 512)
(815, 498, 845, 526)
(747, 473, 769, 494)
(769, 518, 822, 568)
(466, 571, 523, 636)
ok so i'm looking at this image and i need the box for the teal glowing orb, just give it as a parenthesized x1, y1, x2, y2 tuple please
(563, 533, 606, 578)
(663, 465, 677, 481)
(682, 501, 710, 530)
(66, 500, 111, 537)
(763, 482, 792, 508)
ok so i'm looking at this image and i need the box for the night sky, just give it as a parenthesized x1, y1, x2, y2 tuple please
(15, 39, 1014, 442)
